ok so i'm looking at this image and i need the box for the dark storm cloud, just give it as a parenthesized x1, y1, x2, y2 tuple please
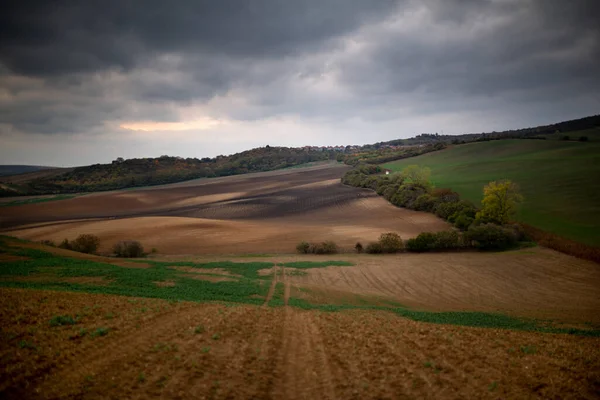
(0, 0, 598, 145)
(341, 0, 600, 100)
(0, 0, 398, 76)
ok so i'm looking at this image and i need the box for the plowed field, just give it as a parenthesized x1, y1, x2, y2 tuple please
(0, 163, 449, 254)
(2, 289, 599, 400)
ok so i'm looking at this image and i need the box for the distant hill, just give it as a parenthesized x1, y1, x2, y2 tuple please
(0, 147, 337, 196)
(369, 114, 600, 148)
(0, 165, 55, 177)
(2, 114, 598, 197)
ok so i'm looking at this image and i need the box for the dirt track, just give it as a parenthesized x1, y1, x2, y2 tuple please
(0, 163, 450, 253)
(1, 288, 598, 399)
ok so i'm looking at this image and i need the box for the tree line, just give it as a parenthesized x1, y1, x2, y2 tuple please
(342, 165, 527, 251)
(2, 147, 338, 196)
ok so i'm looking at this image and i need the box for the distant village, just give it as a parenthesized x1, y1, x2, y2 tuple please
(300, 144, 414, 153)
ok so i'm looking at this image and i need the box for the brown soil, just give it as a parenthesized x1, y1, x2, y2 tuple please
(6, 275, 111, 286)
(154, 280, 176, 287)
(0, 254, 29, 262)
(0, 288, 598, 399)
(0, 164, 449, 254)
(283, 248, 600, 323)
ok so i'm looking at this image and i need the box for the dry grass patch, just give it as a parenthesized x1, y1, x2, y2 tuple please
(154, 280, 176, 287)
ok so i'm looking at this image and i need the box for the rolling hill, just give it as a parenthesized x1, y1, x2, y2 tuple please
(383, 139, 600, 247)
(0, 165, 55, 177)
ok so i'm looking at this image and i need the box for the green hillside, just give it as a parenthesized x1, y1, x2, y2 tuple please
(383, 139, 600, 247)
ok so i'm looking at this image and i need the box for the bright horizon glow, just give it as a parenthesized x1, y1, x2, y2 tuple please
(120, 117, 224, 132)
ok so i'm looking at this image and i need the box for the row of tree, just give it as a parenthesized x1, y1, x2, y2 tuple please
(342, 165, 525, 250)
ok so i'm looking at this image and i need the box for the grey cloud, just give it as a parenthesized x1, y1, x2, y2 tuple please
(0, 0, 398, 76)
(0, 0, 599, 149)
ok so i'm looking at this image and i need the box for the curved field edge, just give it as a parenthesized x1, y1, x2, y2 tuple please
(0, 239, 597, 336)
(382, 140, 600, 247)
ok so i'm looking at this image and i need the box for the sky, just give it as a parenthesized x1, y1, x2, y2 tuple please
(1, 0, 599, 166)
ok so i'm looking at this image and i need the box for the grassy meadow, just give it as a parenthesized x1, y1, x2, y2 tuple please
(383, 139, 600, 247)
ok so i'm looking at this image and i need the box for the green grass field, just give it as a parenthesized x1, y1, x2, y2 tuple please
(383, 139, 600, 247)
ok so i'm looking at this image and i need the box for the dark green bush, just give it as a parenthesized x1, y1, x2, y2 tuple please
(296, 241, 310, 254)
(365, 242, 383, 254)
(412, 194, 438, 212)
(405, 231, 464, 252)
(382, 185, 400, 201)
(39, 239, 56, 247)
(452, 213, 474, 231)
(113, 240, 145, 258)
(465, 223, 518, 250)
(405, 232, 437, 252)
(391, 184, 426, 209)
(378, 232, 404, 253)
(434, 200, 477, 221)
(431, 230, 463, 250)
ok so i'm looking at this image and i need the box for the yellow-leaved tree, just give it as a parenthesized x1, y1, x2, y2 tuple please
(400, 165, 432, 188)
(476, 180, 523, 225)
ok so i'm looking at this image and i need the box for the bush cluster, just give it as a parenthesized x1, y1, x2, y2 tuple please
(363, 232, 404, 254)
(113, 240, 145, 258)
(465, 223, 518, 250)
(296, 241, 338, 254)
(405, 231, 463, 252)
(58, 234, 100, 254)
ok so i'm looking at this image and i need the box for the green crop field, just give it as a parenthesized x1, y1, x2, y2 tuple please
(383, 139, 600, 247)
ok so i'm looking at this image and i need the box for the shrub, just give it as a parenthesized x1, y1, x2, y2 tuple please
(391, 184, 426, 209)
(321, 241, 338, 254)
(58, 239, 72, 250)
(308, 241, 338, 254)
(296, 241, 310, 254)
(452, 213, 474, 231)
(405, 232, 437, 252)
(71, 234, 100, 254)
(466, 223, 518, 250)
(365, 242, 383, 254)
(405, 231, 463, 252)
(578, 136, 588, 142)
(113, 240, 145, 258)
(435, 200, 477, 221)
(432, 230, 463, 250)
(39, 239, 56, 247)
(382, 185, 400, 201)
(378, 232, 403, 253)
(412, 194, 438, 212)
(355, 242, 364, 253)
